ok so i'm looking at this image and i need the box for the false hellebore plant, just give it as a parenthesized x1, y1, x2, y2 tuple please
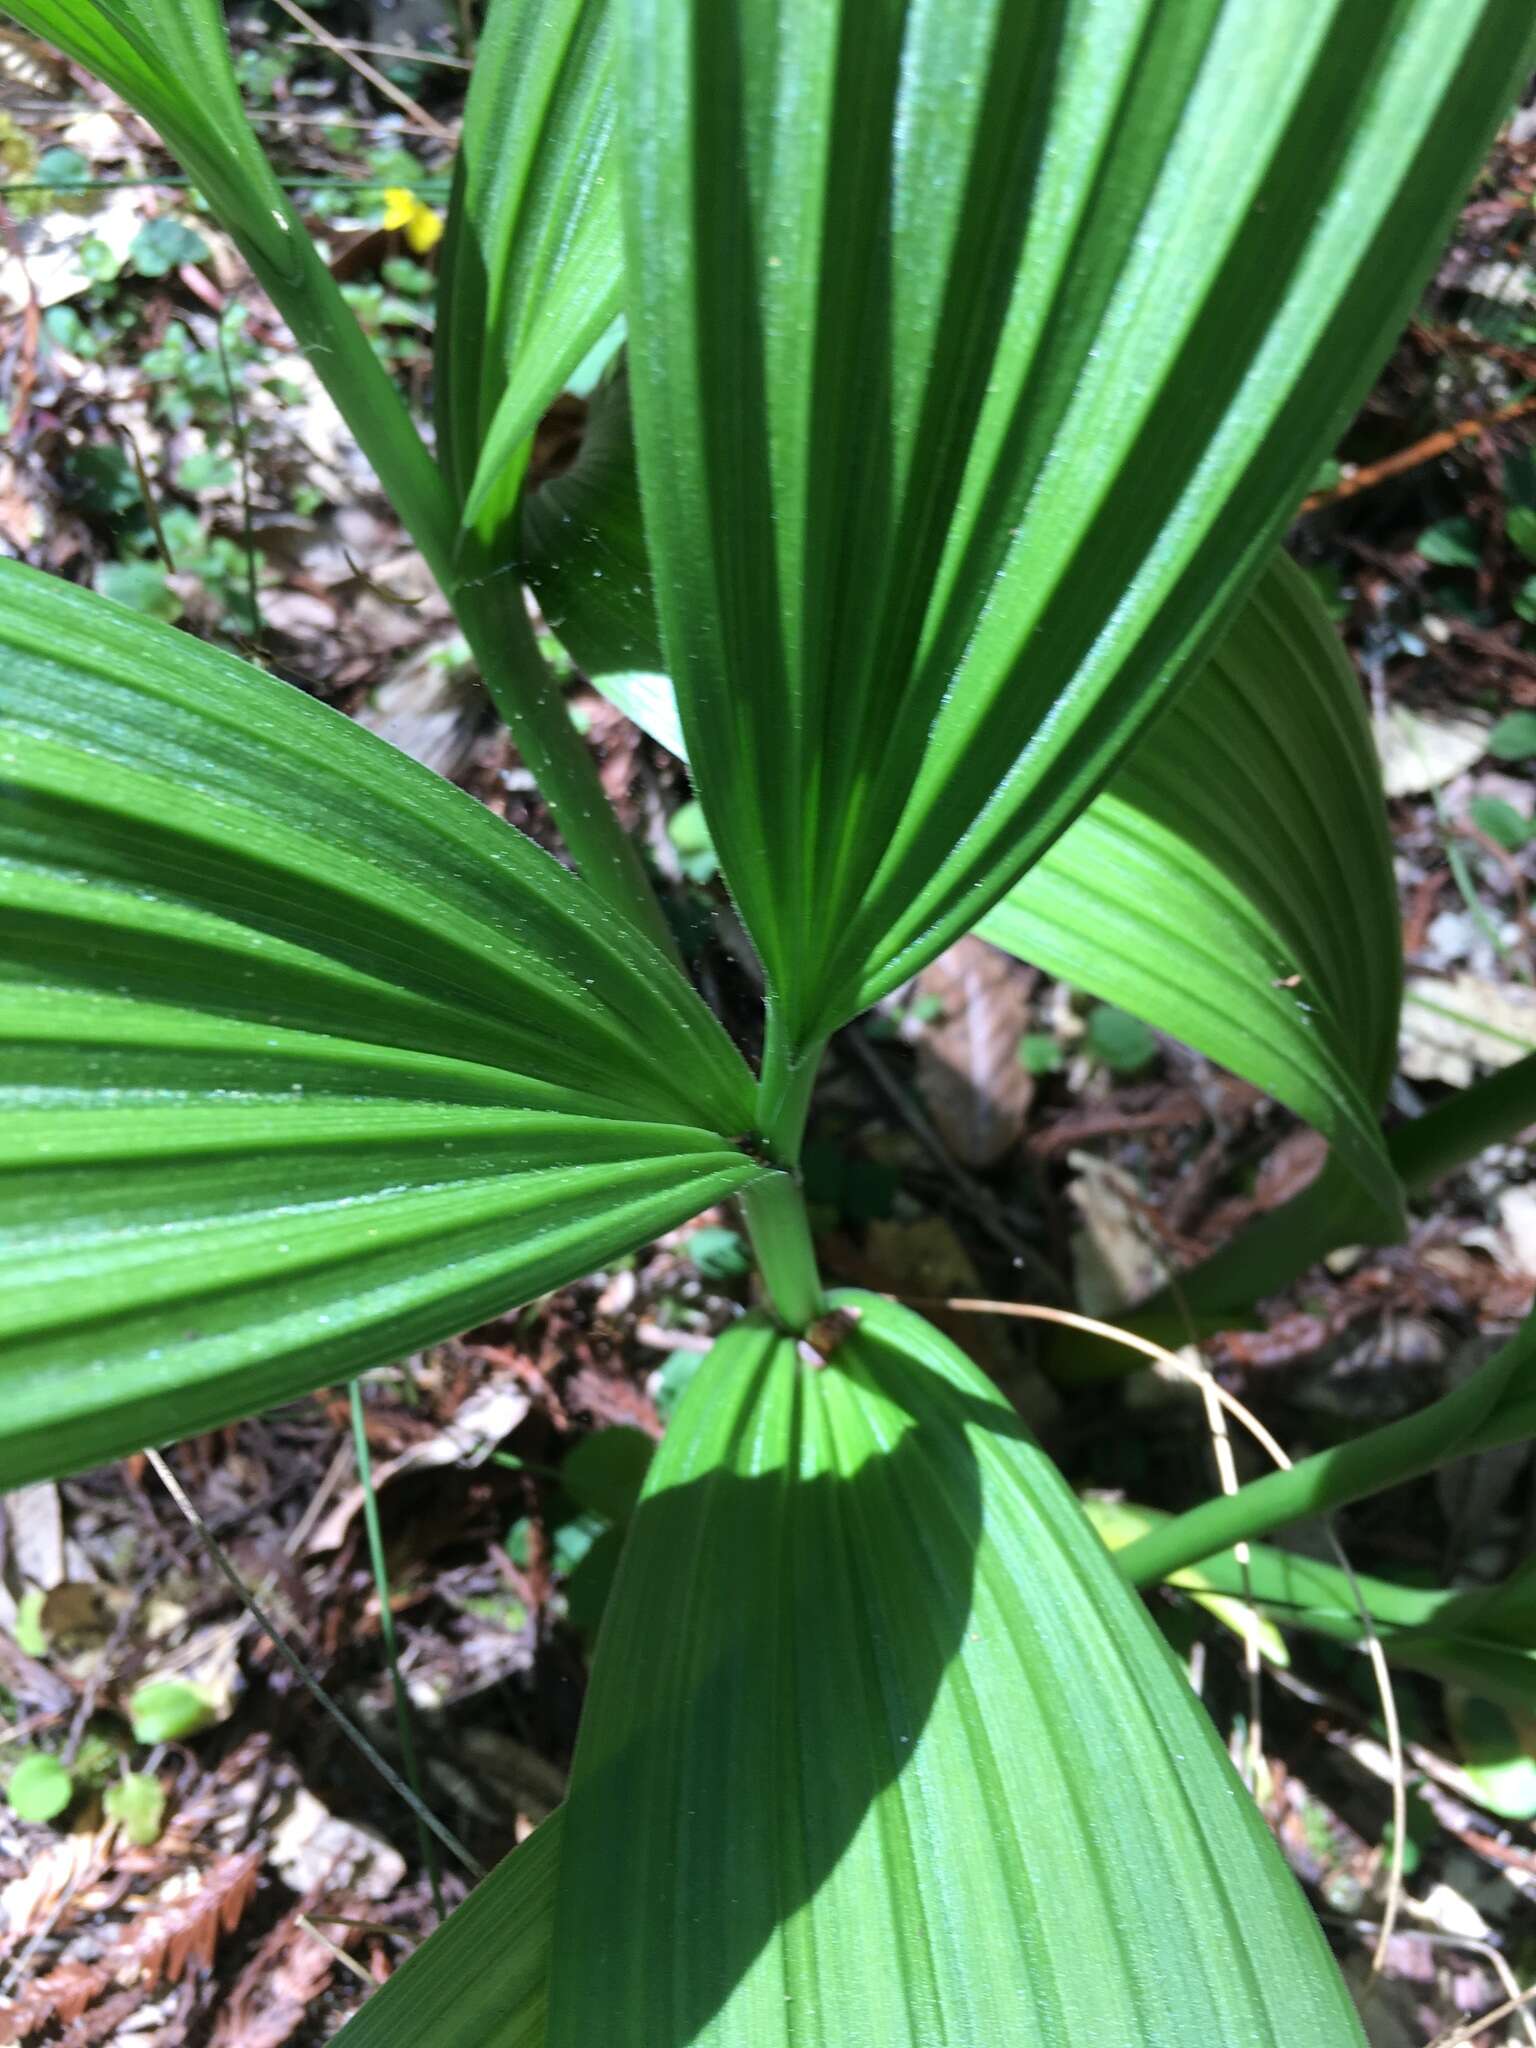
(6, 1, 1536, 2041)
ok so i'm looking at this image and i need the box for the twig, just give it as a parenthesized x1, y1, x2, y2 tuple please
(266, 0, 453, 141)
(349, 1379, 443, 1922)
(1428, 1979, 1536, 2048)
(296, 1914, 378, 1989)
(144, 1447, 482, 1882)
(1300, 389, 1536, 513)
(282, 31, 470, 70)
(216, 314, 262, 650)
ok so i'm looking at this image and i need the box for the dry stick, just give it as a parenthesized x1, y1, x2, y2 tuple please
(905, 1295, 1409, 1978)
(296, 1914, 378, 1989)
(1429, 1976, 1536, 2048)
(266, 0, 454, 141)
(349, 1379, 444, 1924)
(1333, 1919, 1536, 2048)
(1193, 1370, 1265, 1794)
(281, 32, 471, 70)
(144, 1448, 483, 1883)
(1299, 388, 1536, 513)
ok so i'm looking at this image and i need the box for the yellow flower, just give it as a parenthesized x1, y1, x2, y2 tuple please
(380, 186, 443, 255)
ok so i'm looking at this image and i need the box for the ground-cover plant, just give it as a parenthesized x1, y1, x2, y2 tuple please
(6, 1, 1536, 2041)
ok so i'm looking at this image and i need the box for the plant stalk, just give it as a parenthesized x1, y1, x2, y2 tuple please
(1389, 1047, 1536, 1194)
(193, 139, 675, 955)
(453, 577, 679, 959)
(1119, 1311, 1536, 1585)
(756, 1012, 824, 1165)
(349, 1379, 445, 1922)
(741, 1172, 825, 1334)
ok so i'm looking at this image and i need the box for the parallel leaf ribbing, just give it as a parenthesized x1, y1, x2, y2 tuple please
(439, 0, 622, 537)
(618, 0, 1535, 1048)
(982, 550, 1403, 1240)
(0, 561, 759, 1486)
(526, 532, 1405, 1244)
(544, 1298, 1366, 2044)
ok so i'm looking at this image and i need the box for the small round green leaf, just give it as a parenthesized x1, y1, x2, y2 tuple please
(1507, 504, 1536, 567)
(105, 1772, 168, 1846)
(129, 215, 211, 277)
(7, 1752, 73, 1824)
(128, 1679, 220, 1744)
(1085, 1004, 1159, 1075)
(685, 1225, 752, 1280)
(1018, 1032, 1063, 1076)
(1418, 516, 1481, 568)
(1489, 711, 1536, 762)
(1469, 795, 1532, 851)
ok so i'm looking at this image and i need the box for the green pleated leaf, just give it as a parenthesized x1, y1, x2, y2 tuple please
(616, 0, 1533, 1055)
(5, 0, 452, 572)
(0, 562, 759, 1487)
(546, 1295, 1364, 2044)
(441, 0, 624, 541)
(521, 365, 662, 682)
(523, 401, 1402, 1237)
(979, 550, 1404, 1239)
(335, 1814, 559, 2048)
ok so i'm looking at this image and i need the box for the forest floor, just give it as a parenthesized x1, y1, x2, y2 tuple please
(1, 13, 1536, 2046)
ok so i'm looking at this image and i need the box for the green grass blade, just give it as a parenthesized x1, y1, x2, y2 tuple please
(613, 0, 1534, 1054)
(0, 562, 760, 1487)
(545, 1296, 1366, 2044)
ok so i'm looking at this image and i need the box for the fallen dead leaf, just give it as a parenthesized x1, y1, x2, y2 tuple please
(1067, 1152, 1166, 1316)
(914, 937, 1034, 1169)
(1401, 973, 1536, 1087)
(268, 1789, 405, 1904)
(308, 1380, 529, 1554)
(1373, 705, 1491, 798)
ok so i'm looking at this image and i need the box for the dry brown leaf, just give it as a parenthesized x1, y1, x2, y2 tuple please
(1067, 1153, 1166, 1316)
(207, 1912, 336, 2048)
(307, 1380, 529, 1553)
(1401, 974, 1536, 1088)
(914, 937, 1035, 1168)
(0, 1850, 264, 2043)
(0, 1825, 117, 1947)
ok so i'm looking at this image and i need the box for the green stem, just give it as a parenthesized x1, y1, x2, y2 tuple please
(349, 1379, 445, 1921)
(1120, 1310, 1536, 1586)
(757, 1012, 824, 1165)
(1389, 1048, 1536, 1194)
(193, 139, 674, 954)
(453, 578, 680, 959)
(741, 1172, 825, 1334)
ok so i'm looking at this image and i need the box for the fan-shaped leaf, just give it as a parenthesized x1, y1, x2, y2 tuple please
(615, 0, 1533, 1062)
(0, 563, 760, 1487)
(523, 403, 1402, 1236)
(979, 551, 1403, 1239)
(441, 0, 624, 542)
(545, 1296, 1365, 2044)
